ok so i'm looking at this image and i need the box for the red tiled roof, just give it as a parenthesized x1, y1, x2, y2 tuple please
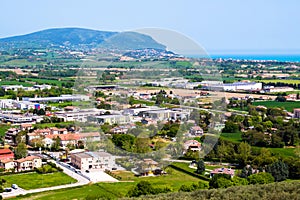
(0, 158, 14, 164)
(211, 168, 235, 176)
(78, 132, 100, 138)
(15, 155, 40, 163)
(46, 133, 80, 141)
(0, 149, 14, 160)
(0, 149, 13, 154)
(21, 124, 33, 128)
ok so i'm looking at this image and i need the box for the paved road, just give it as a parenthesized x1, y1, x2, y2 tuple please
(1, 160, 90, 199)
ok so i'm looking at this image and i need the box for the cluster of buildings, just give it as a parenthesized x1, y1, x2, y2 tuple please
(4, 123, 100, 150)
(1, 84, 52, 92)
(0, 149, 42, 172)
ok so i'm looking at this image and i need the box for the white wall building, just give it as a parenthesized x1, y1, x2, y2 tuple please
(70, 151, 115, 171)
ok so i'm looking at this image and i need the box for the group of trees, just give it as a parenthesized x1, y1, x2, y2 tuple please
(127, 181, 172, 197)
(151, 90, 180, 105)
(133, 180, 300, 200)
(223, 105, 300, 148)
(202, 135, 300, 179)
(38, 69, 78, 78)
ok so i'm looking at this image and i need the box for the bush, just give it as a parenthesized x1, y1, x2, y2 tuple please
(179, 181, 208, 192)
(36, 165, 58, 174)
(209, 174, 233, 189)
(266, 160, 289, 182)
(127, 181, 173, 197)
(247, 172, 274, 185)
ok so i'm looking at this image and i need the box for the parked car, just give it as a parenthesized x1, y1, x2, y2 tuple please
(11, 184, 18, 189)
(85, 170, 90, 173)
(5, 188, 12, 192)
(112, 167, 117, 170)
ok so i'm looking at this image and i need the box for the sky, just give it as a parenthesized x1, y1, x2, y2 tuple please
(1, 0, 300, 55)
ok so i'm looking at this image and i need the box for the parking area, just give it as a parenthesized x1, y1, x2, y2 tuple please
(81, 170, 119, 183)
(1, 186, 26, 197)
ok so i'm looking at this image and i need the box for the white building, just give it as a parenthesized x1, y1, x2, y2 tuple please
(22, 95, 89, 103)
(55, 108, 103, 122)
(207, 82, 262, 91)
(70, 151, 115, 171)
(95, 115, 131, 125)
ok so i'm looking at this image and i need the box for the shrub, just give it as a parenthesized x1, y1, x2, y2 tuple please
(266, 160, 289, 182)
(209, 174, 233, 189)
(247, 172, 274, 185)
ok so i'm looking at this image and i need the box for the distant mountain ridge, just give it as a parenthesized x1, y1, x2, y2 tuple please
(0, 28, 166, 50)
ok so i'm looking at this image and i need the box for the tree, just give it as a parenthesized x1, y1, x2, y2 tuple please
(127, 181, 154, 197)
(266, 160, 289, 182)
(240, 167, 248, 178)
(128, 96, 135, 106)
(52, 136, 61, 151)
(196, 160, 205, 174)
(253, 148, 277, 167)
(275, 96, 286, 102)
(217, 142, 228, 164)
(209, 174, 233, 189)
(37, 108, 45, 115)
(15, 142, 27, 159)
(236, 142, 252, 167)
(136, 138, 151, 153)
(222, 120, 239, 133)
(232, 176, 248, 186)
(247, 172, 274, 184)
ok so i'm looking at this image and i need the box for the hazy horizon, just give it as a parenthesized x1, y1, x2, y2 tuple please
(2, 0, 300, 55)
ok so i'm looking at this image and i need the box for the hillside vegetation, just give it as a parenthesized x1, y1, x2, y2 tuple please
(123, 180, 300, 200)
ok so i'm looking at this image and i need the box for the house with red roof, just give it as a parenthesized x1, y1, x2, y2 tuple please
(0, 149, 14, 160)
(189, 125, 204, 136)
(44, 133, 81, 149)
(15, 155, 42, 172)
(183, 140, 202, 154)
(210, 167, 235, 178)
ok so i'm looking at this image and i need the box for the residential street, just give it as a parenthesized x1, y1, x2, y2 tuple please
(1, 160, 91, 199)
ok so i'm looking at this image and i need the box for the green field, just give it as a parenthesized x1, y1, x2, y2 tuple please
(12, 183, 133, 200)
(220, 132, 243, 143)
(221, 132, 296, 157)
(263, 147, 296, 157)
(0, 80, 33, 87)
(253, 101, 300, 112)
(112, 167, 205, 190)
(257, 79, 300, 84)
(11, 167, 205, 200)
(33, 122, 75, 129)
(25, 78, 70, 87)
(2, 172, 77, 190)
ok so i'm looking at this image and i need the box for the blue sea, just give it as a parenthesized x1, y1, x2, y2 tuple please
(209, 54, 300, 62)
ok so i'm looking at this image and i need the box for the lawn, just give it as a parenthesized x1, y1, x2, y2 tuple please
(0, 80, 33, 87)
(2, 172, 77, 190)
(263, 147, 296, 157)
(253, 101, 300, 112)
(257, 79, 300, 84)
(25, 78, 70, 87)
(47, 101, 93, 108)
(112, 167, 205, 190)
(11, 182, 135, 200)
(11, 167, 204, 200)
(33, 122, 75, 129)
(220, 132, 243, 143)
